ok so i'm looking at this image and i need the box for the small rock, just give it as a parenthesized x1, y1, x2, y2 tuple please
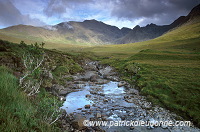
(118, 81, 127, 87)
(59, 96, 66, 101)
(129, 112, 134, 116)
(81, 110, 87, 112)
(85, 104, 90, 109)
(103, 99, 108, 102)
(96, 113, 101, 118)
(71, 114, 86, 130)
(90, 117, 95, 121)
(130, 127, 135, 130)
(90, 91, 98, 95)
(90, 75, 100, 82)
(99, 93, 105, 96)
(59, 90, 69, 95)
(77, 108, 82, 110)
(85, 94, 91, 98)
(121, 116, 126, 120)
(125, 99, 132, 103)
(87, 111, 92, 114)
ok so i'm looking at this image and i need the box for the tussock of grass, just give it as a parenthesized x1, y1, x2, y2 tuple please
(0, 66, 60, 131)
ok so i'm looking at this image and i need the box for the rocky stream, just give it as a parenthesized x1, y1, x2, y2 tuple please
(54, 61, 199, 132)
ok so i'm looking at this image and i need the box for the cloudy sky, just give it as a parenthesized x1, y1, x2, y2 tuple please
(0, 0, 199, 29)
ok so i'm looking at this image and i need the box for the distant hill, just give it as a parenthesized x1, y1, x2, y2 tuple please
(0, 4, 199, 45)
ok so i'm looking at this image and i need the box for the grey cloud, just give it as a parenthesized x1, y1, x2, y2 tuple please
(43, 0, 200, 27)
(111, 0, 200, 25)
(44, 0, 93, 17)
(1, 0, 199, 28)
(0, 0, 44, 28)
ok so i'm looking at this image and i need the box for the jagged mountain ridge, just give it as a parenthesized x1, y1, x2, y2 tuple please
(0, 4, 199, 45)
(118, 4, 200, 44)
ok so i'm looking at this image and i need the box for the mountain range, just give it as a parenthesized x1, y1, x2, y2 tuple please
(0, 4, 199, 45)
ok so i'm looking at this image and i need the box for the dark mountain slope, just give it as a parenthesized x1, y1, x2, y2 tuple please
(118, 4, 200, 44)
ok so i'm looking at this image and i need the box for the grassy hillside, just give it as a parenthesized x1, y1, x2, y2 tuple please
(0, 40, 87, 131)
(0, 20, 125, 46)
(0, 25, 91, 46)
(84, 20, 200, 126)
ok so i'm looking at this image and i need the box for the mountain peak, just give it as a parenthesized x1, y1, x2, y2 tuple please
(83, 19, 101, 23)
(133, 25, 140, 30)
(146, 23, 157, 27)
(188, 4, 200, 19)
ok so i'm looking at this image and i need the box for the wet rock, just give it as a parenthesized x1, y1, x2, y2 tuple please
(90, 75, 100, 82)
(84, 71, 97, 80)
(99, 93, 105, 96)
(121, 116, 126, 120)
(59, 96, 66, 101)
(85, 105, 91, 109)
(74, 84, 85, 89)
(118, 81, 127, 87)
(87, 111, 92, 114)
(102, 117, 108, 121)
(77, 108, 82, 110)
(90, 117, 95, 121)
(106, 75, 119, 81)
(127, 88, 139, 95)
(81, 110, 87, 112)
(103, 99, 108, 102)
(95, 79, 110, 84)
(124, 95, 129, 99)
(99, 66, 113, 77)
(84, 61, 98, 71)
(85, 94, 91, 98)
(59, 89, 69, 95)
(129, 112, 134, 116)
(90, 91, 98, 95)
(71, 114, 86, 130)
(125, 99, 132, 103)
(96, 113, 101, 118)
(142, 102, 152, 109)
(72, 74, 82, 81)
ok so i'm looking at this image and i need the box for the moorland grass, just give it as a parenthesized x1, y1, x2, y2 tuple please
(0, 66, 61, 131)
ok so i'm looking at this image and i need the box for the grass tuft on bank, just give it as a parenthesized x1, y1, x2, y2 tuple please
(0, 66, 62, 131)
